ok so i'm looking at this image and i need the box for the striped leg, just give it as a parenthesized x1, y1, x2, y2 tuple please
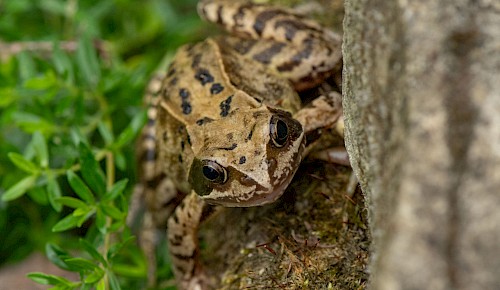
(167, 192, 214, 290)
(129, 73, 187, 286)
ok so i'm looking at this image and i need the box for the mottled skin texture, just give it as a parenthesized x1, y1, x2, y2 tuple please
(133, 0, 343, 289)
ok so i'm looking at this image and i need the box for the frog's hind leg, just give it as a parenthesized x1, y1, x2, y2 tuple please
(128, 73, 187, 286)
(198, 0, 342, 91)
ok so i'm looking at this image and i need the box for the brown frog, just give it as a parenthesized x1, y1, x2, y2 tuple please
(133, 0, 344, 288)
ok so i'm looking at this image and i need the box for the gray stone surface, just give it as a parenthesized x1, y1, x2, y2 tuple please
(343, 0, 500, 289)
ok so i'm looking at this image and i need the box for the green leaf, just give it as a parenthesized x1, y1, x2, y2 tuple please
(47, 176, 62, 212)
(95, 207, 107, 234)
(33, 131, 49, 168)
(1, 175, 37, 201)
(114, 150, 126, 171)
(111, 262, 145, 278)
(80, 283, 93, 290)
(70, 128, 88, 146)
(46, 243, 72, 270)
(99, 204, 123, 220)
(73, 206, 93, 217)
(84, 267, 104, 284)
(109, 220, 125, 232)
(79, 239, 107, 266)
(97, 122, 114, 145)
(8, 152, 39, 173)
(12, 112, 56, 134)
(27, 186, 49, 205)
(103, 179, 128, 201)
(0, 87, 17, 108)
(108, 236, 136, 260)
(78, 143, 106, 196)
(24, 71, 57, 90)
(52, 214, 79, 232)
(64, 257, 97, 271)
(96, 279, 106, 290)
(107, 271, 121, 290)
(56, 197, 88, 209)
(114, 110, 146, 148)
(27, 272, 74, 286)
(75, 208, 96, 227)
(52, 42, 75, 83)
(66, 171, 95, 204)
(76, 35, 100, 87)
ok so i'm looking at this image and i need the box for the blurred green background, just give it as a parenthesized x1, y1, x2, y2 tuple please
(0, 0, 209, 288)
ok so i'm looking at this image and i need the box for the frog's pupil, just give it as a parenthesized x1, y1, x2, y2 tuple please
(203, 165, 220, 181)
(276, 120, 288, 141)
(271, 117, 289, 147)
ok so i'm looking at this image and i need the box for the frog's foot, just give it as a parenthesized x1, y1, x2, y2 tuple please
(179, 273, 212, 290)
(294, 92, 343, 136)
(310, 146, 350, 166)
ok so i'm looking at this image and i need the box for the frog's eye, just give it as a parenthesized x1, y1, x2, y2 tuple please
(270, 116, 289, 147)
(202, 160, 228, 184)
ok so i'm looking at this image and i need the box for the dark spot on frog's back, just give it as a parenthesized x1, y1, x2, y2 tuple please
(277, 38, 314, 72)
(253, 42, 286, 64)
(167, 67, 176, 77)
(233, 3, 252, 23)
(195, 68, 214, 85)
(220, 95, 233, 117)
(274, 19, 318, 41)
(169, 77, 178, 86)
(246, 124, 256, 141)
(210, 83, 224, 95)
(196, 117, 214, 126)
(239, 156, 246, 164)
(232, 39, 257, 55)
(179, 88, 192, 115)
(218, 143, 237, 151)
(253, 9, 287, 36)
(191, 54, 202, 69)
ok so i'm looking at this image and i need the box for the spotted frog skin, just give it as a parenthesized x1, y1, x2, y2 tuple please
(134, 0, 343, 288)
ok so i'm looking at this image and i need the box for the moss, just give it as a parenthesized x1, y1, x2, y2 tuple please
(201, 128, 369, 289)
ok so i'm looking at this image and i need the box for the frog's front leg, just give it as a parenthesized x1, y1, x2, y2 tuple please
(167, 191, 215, 290)
(294, 91, 349, 165)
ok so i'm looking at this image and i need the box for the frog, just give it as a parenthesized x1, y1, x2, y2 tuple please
(132, 0, 344, 289)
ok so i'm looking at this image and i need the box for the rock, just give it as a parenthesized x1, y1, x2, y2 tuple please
(343, 0, 500, 289)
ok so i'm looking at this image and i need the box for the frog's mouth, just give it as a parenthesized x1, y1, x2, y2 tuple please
(247, 165, 299, 206)
(203, 162, 301, 208)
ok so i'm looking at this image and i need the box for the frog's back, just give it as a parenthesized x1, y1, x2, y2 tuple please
(160, 39, 251, 126)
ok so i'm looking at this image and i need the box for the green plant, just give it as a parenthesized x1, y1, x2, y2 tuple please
(0, 0, 203, 288)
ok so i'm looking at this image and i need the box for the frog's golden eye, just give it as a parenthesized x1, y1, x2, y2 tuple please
(202, 160, 228, 184)
(270, 116, 289, 147)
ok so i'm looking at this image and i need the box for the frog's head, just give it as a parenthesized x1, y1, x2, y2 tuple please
(187, 107, 305, 207)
